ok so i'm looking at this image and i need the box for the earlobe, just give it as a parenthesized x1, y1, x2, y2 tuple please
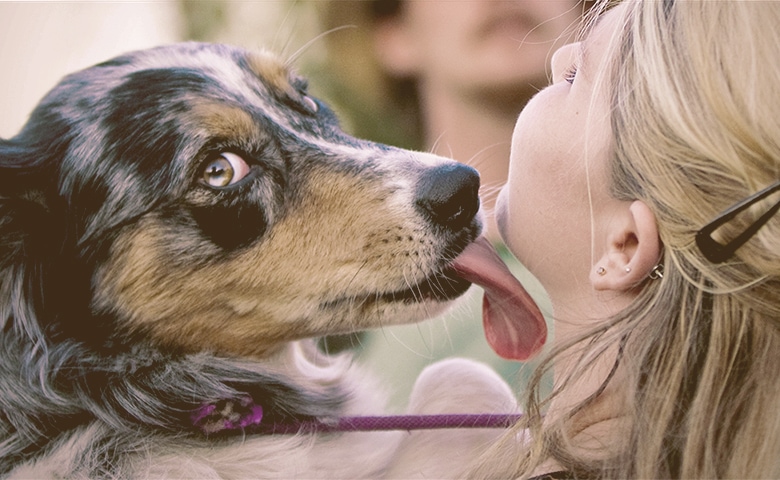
(591, 201, 660, 291)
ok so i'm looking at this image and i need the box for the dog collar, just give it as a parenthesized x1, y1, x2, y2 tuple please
(192, 396, 265, 434)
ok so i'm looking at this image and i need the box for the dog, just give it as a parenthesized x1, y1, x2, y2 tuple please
(0, 42, 533, 478)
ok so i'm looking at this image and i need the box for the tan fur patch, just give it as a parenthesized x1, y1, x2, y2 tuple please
(244, 50, 295, 97)
(188, 102, 261, 141)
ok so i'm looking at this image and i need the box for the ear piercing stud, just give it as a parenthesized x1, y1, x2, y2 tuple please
(597, 266, 632, 276)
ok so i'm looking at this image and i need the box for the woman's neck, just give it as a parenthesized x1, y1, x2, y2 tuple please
(540, 314, 632, 471)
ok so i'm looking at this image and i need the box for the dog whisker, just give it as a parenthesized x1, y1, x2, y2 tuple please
(479, 181, 506, 207)
(401, 268, 422, 305)
(428, 131, 451, 158)
(463, 141, 510, 169)
(345, 259, 370, 297)
(270, 2, 300, 58)
(285, 25, 356, 68)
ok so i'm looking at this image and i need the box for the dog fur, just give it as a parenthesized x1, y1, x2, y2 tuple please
(0, 42, 517, 478)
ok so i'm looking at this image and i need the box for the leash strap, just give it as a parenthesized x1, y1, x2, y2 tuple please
(192, 397, 522, 435)
(264, 413, 524, 434)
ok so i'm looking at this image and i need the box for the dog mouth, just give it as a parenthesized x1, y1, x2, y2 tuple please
(321, 265, 471, 311)
(376, 266, 472, 303)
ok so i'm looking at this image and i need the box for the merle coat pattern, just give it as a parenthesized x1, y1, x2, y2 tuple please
(0, 43, 517, 478)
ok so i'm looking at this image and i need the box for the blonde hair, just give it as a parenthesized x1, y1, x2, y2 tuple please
(474, 1, 780, 478)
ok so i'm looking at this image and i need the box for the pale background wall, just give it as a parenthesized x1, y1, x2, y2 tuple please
(0, 1, 321, 138)
(0, 1, 182, 137)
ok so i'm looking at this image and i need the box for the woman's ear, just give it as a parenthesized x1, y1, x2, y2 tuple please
(372, 16, 420, 76)
(591, 201, 660, 291)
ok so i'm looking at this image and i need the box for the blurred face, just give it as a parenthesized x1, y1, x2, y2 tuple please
(384, 1, 582, 97)
(495, 6, 624, 301)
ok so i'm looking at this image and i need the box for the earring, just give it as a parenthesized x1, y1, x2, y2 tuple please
(649, 264, 664, 280)
(625, 266, 632, 273)
(596, 266, 607, 276)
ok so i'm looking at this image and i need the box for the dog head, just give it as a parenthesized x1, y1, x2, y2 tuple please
(0, 42, 481, 358)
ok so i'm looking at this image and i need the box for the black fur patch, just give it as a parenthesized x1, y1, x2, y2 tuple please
(188, 199, 269, 251)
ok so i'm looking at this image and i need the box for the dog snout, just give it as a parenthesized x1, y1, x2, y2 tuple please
(415, 163, 480, 230)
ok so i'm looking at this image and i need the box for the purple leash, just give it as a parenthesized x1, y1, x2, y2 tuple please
(192, 397, 522, 435)
(264, 413, 524, 434)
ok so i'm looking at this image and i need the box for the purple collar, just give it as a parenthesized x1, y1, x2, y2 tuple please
(192, 396, 522, 435)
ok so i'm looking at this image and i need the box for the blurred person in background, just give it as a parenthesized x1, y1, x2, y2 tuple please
(309, 0, 588, 408)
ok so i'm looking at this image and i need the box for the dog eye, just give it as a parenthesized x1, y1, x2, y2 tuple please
(202, 152, 251, 187)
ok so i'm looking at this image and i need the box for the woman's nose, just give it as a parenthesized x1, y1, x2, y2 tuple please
(550, 42, 581, 84)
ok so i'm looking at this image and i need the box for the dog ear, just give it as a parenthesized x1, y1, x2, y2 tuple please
(0, 137, 62, 342)
(0, 111, 71, 184)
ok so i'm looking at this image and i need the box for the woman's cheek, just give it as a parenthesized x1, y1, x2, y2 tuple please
(495, 188, 511, 245)
(498, 85, 585, 271)
(494, 176, 540, 270)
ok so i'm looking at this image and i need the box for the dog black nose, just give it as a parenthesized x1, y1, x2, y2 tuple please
(415, 163, 480, 229)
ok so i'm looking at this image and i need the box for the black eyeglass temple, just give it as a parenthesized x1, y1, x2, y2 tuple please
(695, 180, 780, 264)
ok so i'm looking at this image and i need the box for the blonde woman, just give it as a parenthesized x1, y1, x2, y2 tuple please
(473, 0, 780, 478)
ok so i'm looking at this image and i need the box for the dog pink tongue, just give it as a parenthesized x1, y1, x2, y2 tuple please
(451, 237, 546, 361)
